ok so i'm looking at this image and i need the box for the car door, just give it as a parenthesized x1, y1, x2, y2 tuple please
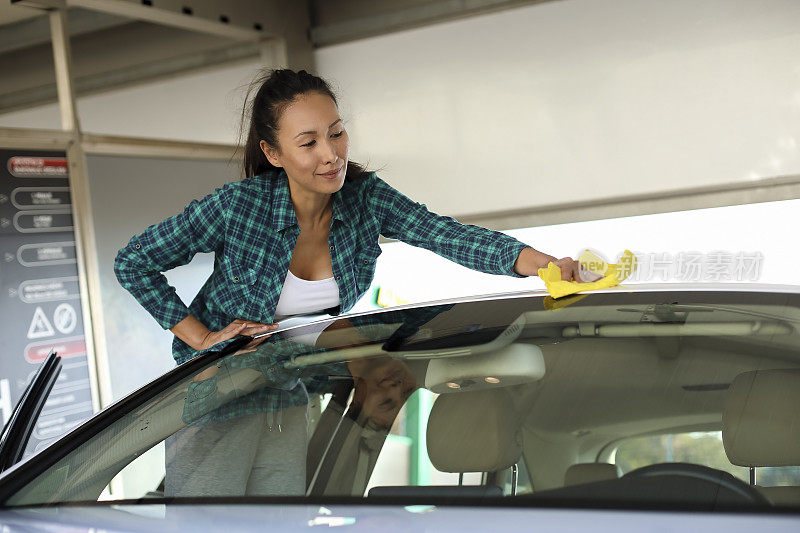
(0, 351, 61, 473)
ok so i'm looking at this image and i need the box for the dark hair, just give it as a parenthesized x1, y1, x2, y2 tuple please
(238, 68, 369, 181)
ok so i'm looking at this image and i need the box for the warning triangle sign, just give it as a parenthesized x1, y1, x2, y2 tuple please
(27, 306, 54, 339)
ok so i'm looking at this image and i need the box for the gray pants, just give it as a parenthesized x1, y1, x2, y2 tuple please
(165, 404, 308, 497)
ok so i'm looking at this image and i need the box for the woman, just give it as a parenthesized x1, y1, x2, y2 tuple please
(114, 68, 582, 496)
(115, 68, 581, 365)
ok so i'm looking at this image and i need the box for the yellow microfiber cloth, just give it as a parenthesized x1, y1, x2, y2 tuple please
(543, 293, 589, 311)
(538, 249, 638, 299)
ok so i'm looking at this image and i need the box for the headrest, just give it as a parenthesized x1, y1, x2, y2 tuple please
(426, 388, 522, 473)
(564, 463, 619, 487)
(722, 369, 800, 467)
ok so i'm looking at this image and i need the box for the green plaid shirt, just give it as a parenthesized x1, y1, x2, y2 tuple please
(114, 169, 528, 365)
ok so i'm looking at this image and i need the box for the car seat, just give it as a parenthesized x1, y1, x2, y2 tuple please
(563, 463, 619, 487)
(369, 387, 522, 497)
(722, 368, 800, 506)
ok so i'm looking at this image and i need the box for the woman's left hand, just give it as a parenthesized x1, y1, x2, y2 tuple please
(550, 257, 582, 282)
(552, 256, 607, 283)
(516, 247, 600, 282)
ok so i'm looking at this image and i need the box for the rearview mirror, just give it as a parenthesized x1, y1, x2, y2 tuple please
(425, 343, 545, 394)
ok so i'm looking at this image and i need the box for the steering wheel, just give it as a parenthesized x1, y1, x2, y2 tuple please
(624, 462, 769, 506)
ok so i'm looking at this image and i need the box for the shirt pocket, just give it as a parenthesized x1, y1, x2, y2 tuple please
(355, 245, 382, 293)
(219, 255, 259, 316)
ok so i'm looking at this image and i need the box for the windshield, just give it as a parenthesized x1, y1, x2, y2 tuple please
(3, 290, 800, 510)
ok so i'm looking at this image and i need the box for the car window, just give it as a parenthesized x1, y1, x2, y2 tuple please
(611, 431, 800, 487)
(2, 292, 799, 509)
(104, 387, 529, 501)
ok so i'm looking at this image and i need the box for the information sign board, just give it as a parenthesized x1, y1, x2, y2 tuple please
(0, 149, 93, 456)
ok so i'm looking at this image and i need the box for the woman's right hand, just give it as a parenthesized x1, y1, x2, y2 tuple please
(198, 319, 279, 351)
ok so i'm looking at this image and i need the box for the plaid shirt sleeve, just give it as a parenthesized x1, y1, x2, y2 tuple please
(366, 174, 529, 278)
(114, 186, 229, 329)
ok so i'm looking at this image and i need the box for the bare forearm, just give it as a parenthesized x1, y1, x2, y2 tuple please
(170, 314, 212, 351)
(171, 315, 279, 352)
(513, 247, 556, 277)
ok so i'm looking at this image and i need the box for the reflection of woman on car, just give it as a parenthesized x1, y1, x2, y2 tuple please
(178, 305, 451, 430)
(113, 68, 583, 497)
(349, 356, 418, 429)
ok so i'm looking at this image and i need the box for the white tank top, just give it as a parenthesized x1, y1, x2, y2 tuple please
(273, 269, 340, 321)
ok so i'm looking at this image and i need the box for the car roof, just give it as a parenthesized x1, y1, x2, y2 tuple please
(268, 282, 800, 336)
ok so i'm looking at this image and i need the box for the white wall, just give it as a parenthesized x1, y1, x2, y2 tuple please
(0, 60, 261, 144)
(366, 198, 800, 307)
(316, 0, 800, 216)
(2, 0, 798, 218)
(86, 155, 236, 398)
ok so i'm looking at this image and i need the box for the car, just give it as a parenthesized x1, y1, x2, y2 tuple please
(0, 283, 798, 531)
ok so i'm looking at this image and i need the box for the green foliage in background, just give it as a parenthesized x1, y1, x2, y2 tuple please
(615, 431, 800, 486)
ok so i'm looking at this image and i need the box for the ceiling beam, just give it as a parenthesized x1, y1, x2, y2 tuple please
(13, 0, 265, 42)
(82, 132, 238, 160)
(49, 7, 80, 131)
(456, 174, 800, 231)
(0, 126, 74, 150)
(67, 0, 264, 42)
(0, 1, 313, 115)
(310, 0, 561, 47)
(0, 40, 263, 113)
(0, 8, 128, 55)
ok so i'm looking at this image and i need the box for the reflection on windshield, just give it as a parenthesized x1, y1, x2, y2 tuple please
(4, 292, 800, 510)
(350, 357, 417, 429)
(166, 308, 438, 498)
